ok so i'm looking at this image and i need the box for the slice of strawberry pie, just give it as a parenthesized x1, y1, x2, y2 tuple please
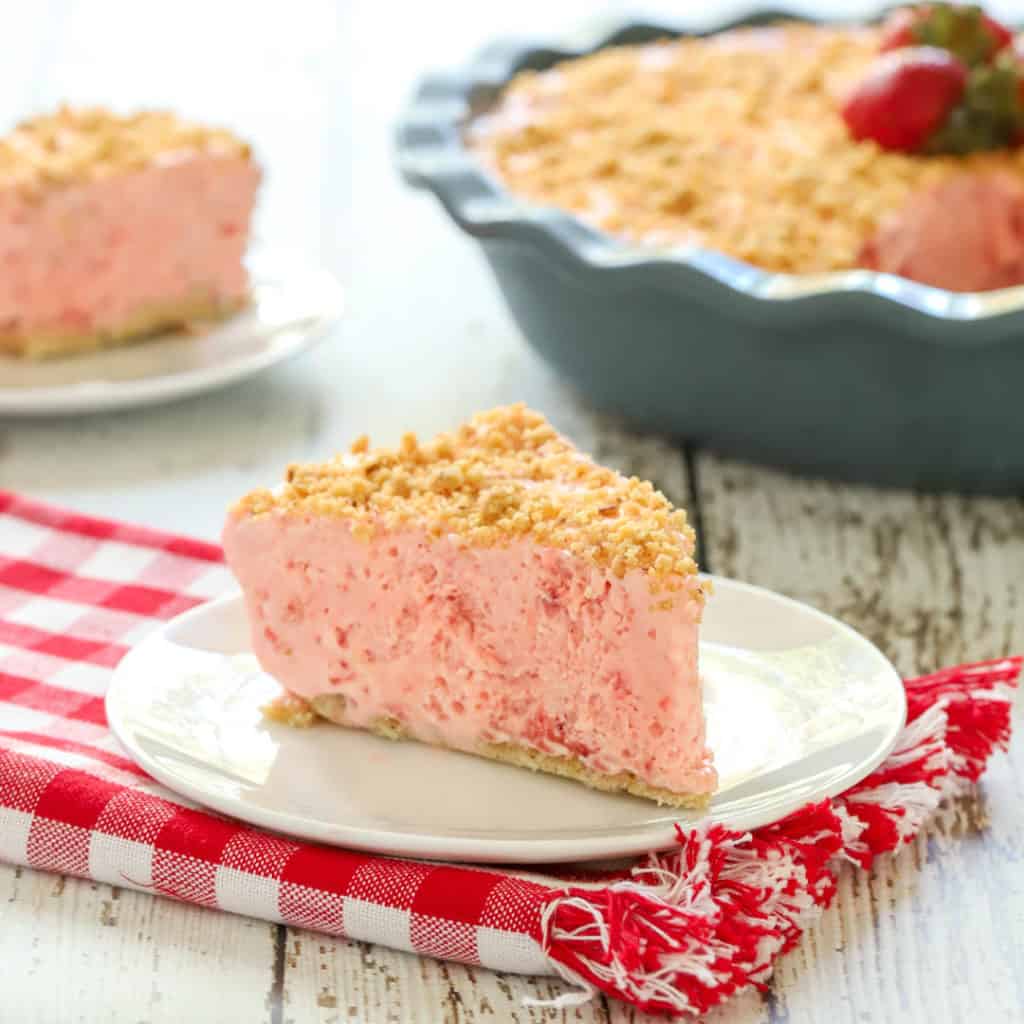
(0, 106, 258, 358)
(223, 405, 716, 807)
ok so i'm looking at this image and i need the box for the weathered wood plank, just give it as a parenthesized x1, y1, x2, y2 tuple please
(694, 453, 1024, 1024)
(694, 456, 1024, 669)
(0, 863, 277, 1024)
(606, 989, 768, 1024)
(280, 931, 611, 1024)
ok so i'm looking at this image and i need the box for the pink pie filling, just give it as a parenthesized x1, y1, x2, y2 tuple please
(0, 154, 258, 335)
(223, 512, 716, 797)
(860, 172, 1024, 292)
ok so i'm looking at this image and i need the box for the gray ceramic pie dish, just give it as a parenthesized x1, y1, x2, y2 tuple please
(396, 10, 1024, 494)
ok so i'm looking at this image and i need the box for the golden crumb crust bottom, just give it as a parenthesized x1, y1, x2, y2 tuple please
(0, 292, 248, 360)
(263, 693, 711, 811)
(480, 740, 711, 809)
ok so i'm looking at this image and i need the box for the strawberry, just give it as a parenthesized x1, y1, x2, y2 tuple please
(879, 4, 1013, 65)
(842, 47, 968, 152)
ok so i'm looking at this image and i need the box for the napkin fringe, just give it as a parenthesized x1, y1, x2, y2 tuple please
(535, 656, 1020, 1017)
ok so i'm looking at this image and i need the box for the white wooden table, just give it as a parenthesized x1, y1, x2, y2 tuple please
(2, 1, 1022, 1020)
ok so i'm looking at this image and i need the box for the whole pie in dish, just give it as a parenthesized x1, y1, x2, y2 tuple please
(470, 4, 1024, 292)
(0, 107, 260, 359)
(223, 405, 716, 808)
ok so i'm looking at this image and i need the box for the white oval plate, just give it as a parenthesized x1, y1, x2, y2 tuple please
(107, 578, 906, 864)
(0, 251, 343, 416)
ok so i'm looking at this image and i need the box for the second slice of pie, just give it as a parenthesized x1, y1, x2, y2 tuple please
(223, 405, 716, 807)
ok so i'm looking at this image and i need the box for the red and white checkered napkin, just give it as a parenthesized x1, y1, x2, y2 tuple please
(0, 491, 1017, 1017)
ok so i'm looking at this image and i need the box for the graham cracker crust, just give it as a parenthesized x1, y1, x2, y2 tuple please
(473, 740, 710, 810)
(0, 292, 248, 360)
(275, 692, 711, 811)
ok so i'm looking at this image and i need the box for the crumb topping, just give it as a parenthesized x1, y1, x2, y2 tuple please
(235, 404, 702, 599)
(0, 105, 252, 193)
(469, 23, 1024, 274)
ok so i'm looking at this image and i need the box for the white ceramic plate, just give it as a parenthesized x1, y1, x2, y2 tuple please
(107, 578, 906, 864)
(0, 251, 343, 416)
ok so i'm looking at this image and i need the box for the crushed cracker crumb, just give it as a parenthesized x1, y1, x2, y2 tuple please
(233, 404, 702, 599)
(0, 105, 252, 194)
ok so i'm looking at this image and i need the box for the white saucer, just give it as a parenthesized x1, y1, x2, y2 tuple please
(106, 578, 906, 864)
(0, 251, 342, 416)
